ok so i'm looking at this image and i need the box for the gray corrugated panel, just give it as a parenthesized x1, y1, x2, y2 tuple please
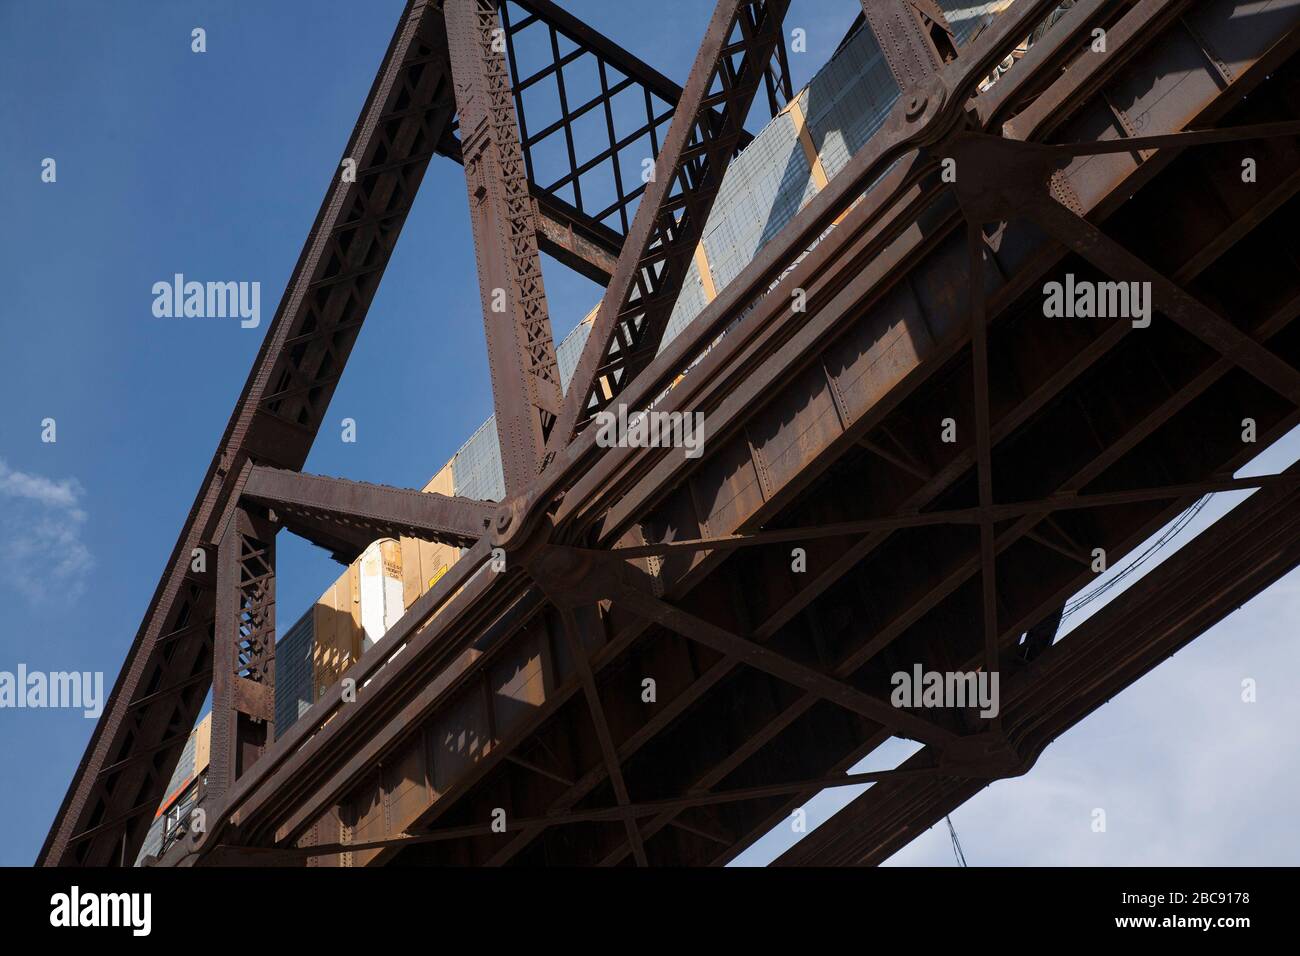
(450, 416, 507, 502)
(662, 255, 714, 349)
(660, 111, 811, 353)
(165, 731, 197, 796)
(805, 27, 898, 182)
(702, 109, 814, 294)
(656, 23, 891, 358)
(556, 316, 595, 389)
(274, 609, 315, 733)
(136, 816, 164, 864)
(133, 728, 199, 864)
(940, 0, 1015, 46)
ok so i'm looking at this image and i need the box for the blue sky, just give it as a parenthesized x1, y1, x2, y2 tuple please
(1, 0, 1296, 868)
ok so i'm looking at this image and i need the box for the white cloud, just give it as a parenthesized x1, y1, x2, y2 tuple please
(0, 459, 94, 602)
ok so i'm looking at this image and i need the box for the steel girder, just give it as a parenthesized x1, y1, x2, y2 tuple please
(52, 0, 1300, 869)
(536, 0, 1075, 537)
(860, 0, 957, 90)
(241, 465, 495, 560)
(600, 472, 1300, 558)
(688, 2, 1300, 865)
(159, 0, 1066, 863)
(496, 0, 789, 249)
(446, 0, 565, 494)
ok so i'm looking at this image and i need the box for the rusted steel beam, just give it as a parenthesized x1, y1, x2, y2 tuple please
(547, 0, 1070, 538)
(861, 434, 934, 480)
(123, 668, 213, 714)
(39, 0, 455, 868)
(441, 0, 1063, 551)
(209, 508, 277, 802)
(953, 130, 1300, 412)
(1046, 119, 1300, 156)
(512, 5, 1300, 868)
(552, 0, 791, 455)
(965, 219, 999, 681)
(203, 762, 953, 863)
(353, 80, 1289, 874)
(446, 0, 563, 494)
(973, 0, 1119, 130)
(573, 0, 1295, 574)
(439, 158, 967, 868)
(860, 0, 956, 91)
(1000, 0, 1194, 142)
(67, 802, 165, 852)
(485, 650, 738, 864)
(604, 473, 1300, 557)
(713, 285, 1300, 865)
(438, 0, 761, 276)
(533, 196, 619, 285)
(504, 752, 573, 788)
(703, 4, 1300, 644)
(762, 21, 794, 116)
(242, 465, 494, 559)
(503, 0, 684, 105)
(778, 458, 1300, 865)
(706, 284, 1300, 864)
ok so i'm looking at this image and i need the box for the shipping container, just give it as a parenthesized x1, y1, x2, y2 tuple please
(134, 713, 211, 864)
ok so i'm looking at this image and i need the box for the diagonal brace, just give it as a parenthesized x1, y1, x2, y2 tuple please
(554, 603, 648, 865)
(1025, 192, 1300, 408)
(539, 547, 960, 750)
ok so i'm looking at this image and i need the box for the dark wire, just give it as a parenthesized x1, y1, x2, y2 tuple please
(946, 815, 968, 867)
(1063, 495, 1210, 620)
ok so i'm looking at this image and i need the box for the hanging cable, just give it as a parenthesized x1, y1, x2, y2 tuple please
(946, 815, 968, 867)
(1063, 495, 1210, 621)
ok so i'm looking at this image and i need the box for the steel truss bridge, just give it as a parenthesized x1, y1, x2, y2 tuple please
(39, 0, 1300, 867)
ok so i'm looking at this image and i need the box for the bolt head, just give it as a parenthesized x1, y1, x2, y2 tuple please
(906, 93, 927, 119)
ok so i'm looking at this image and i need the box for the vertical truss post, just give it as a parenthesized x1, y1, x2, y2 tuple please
(446, 0, 562, 494)
(208, 507, 277, 802)
(860, 0, 957, 91)
(967, 220, 1000, 693)
(556, 603, 649, 866)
